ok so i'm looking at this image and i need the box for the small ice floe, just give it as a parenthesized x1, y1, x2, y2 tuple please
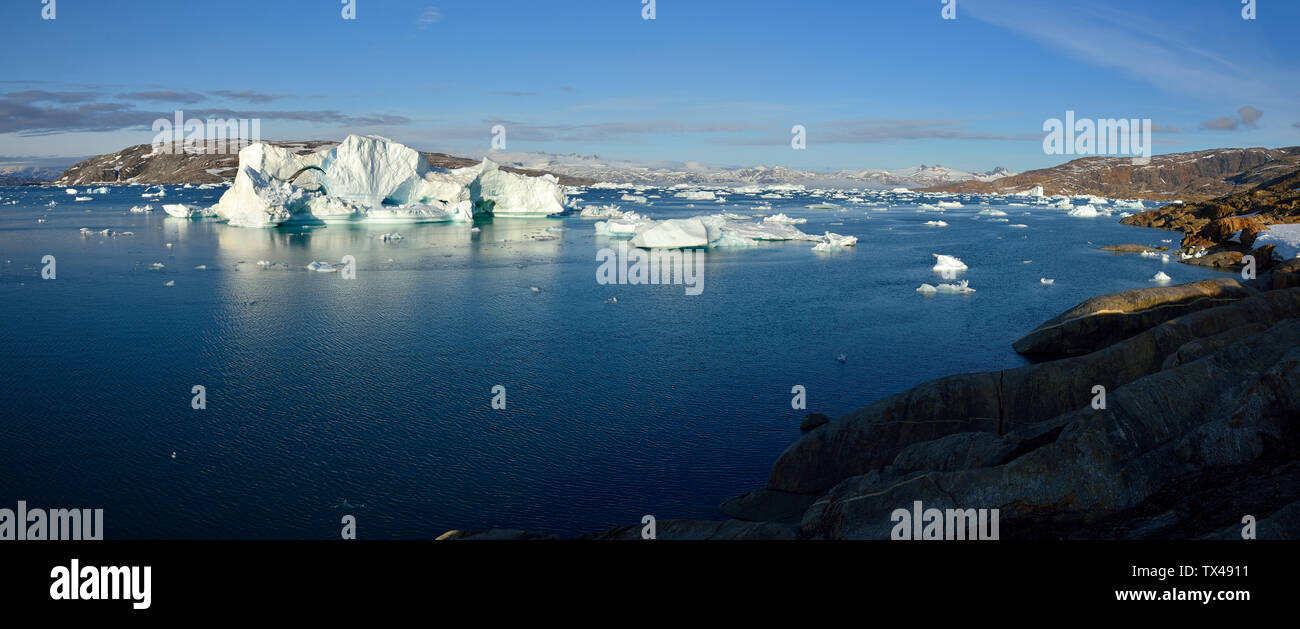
(805, 202, 839, 210)
(129, 204, 153, 213)
(307, 261, 338, 272)
(917, 280, 975, 295)
(150, 262, 165, 270)
(65, 188, 78, 195)
(88, 187, 109, 194)
(170, 452, 176, 459)
(936, 201, 962, 209)
(194, 265, 207, 270)
(470, 227, 481, 233)
(978, 209, 1008, 216)
(722, 212, 751, 221)
(836, 354, 847, 363)
(923, 220, 948, 227)
(141, 186, 166, 199)
(165, 243, 174, 249)
(763, 213, 807, 225)
(1008, 224, 1028, 228)
(529, 286, 541, 293)
(1151, 271, 1172, 283)
(579, 204, 624, 219)
(376, 232, 404, 242)
(812, 232, 858, 253)
(1040, 278, 1055, 285)
(604, 297, 618, 304)
(46, 201, 57, 207)
(620, 194, 648, 204)
(932, 254, 968, 274)
(74, 196, 93, 202)
(164, 280, 175, 287)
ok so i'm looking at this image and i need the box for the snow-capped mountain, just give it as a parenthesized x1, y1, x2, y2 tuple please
(0, 163, 71, 185)
(466, 150, 1014, 188)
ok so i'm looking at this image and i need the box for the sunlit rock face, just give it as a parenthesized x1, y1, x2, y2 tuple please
(214, 135, 566, 227)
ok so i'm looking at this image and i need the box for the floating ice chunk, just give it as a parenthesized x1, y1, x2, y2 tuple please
(630, 218, 710, 249)
(307, 261, 339, 273)
(1040, 278, 1055, 285)
(722, 212, 751, 220)
(621, 194, 648, 204)
(130, 204, 154, 213)
(141, 186, 166, 198)
(936, 201, 963, 209)
(1008, 224, 1028, 228)
(918, 280, 975, 294)
(74, 196, 93, 202)
(150, 262, 165, 270)
(978, 209, 1007, 216)
(579, 204, 624, 219)
(675, 190, 716, 201)
(88, 187, 109, 194)
(1151, 271, 1172, 283)
(1067, 204, 1111, 218)
(164, 204, 201, 218)
(65, 188, 78, 195)
(812, 232, 858, 253)
(805, 202, 839, 210)
(932, 254, 968, 274)
(164, 280, 175, 287)
(194, 265, 207, 270)
(376, 232, 404, 242)
(923, 220, 948, 227)
(763, 213, 807, 225)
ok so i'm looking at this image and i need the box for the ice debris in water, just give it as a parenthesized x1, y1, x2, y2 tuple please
(932, 254, 968, 274)
(812, 232, 858, 253)
(1151, 271, 1172, 283)
(763, 213, 807, 225)
(917, 280, 975, 295)
(307, 261, 338, 273)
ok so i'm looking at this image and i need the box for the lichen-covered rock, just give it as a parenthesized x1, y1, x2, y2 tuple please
(1012, 278, 1254, 358)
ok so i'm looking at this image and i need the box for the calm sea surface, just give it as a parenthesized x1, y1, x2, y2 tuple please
(0, 185, 1224, 538)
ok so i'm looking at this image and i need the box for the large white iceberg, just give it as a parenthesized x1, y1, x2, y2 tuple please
(630, 218, 710, 249)
(213, 135, 566, 227)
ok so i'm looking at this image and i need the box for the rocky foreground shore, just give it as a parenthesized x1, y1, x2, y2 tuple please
(441, 262, 1300, 540)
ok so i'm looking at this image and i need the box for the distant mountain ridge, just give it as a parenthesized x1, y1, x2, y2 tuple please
(470, 150, 1015, 188)
(0, 164, 69, 185)
(924, 147, 1300, 202)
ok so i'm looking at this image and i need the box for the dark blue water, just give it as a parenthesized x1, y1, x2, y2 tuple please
(0, 185, 1226, 538)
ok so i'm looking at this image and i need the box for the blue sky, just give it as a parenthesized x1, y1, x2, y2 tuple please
(1, 0, 1297, 173)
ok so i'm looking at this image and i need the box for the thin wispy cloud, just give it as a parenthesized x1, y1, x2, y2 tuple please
(725, 119, 1037, 146)
(210, 90, 294, 104)
(963, 0, 1286, 103)
(416, 6, 442, 29)
(120, 91, 205, 104)
(0, 90, 408, 136)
